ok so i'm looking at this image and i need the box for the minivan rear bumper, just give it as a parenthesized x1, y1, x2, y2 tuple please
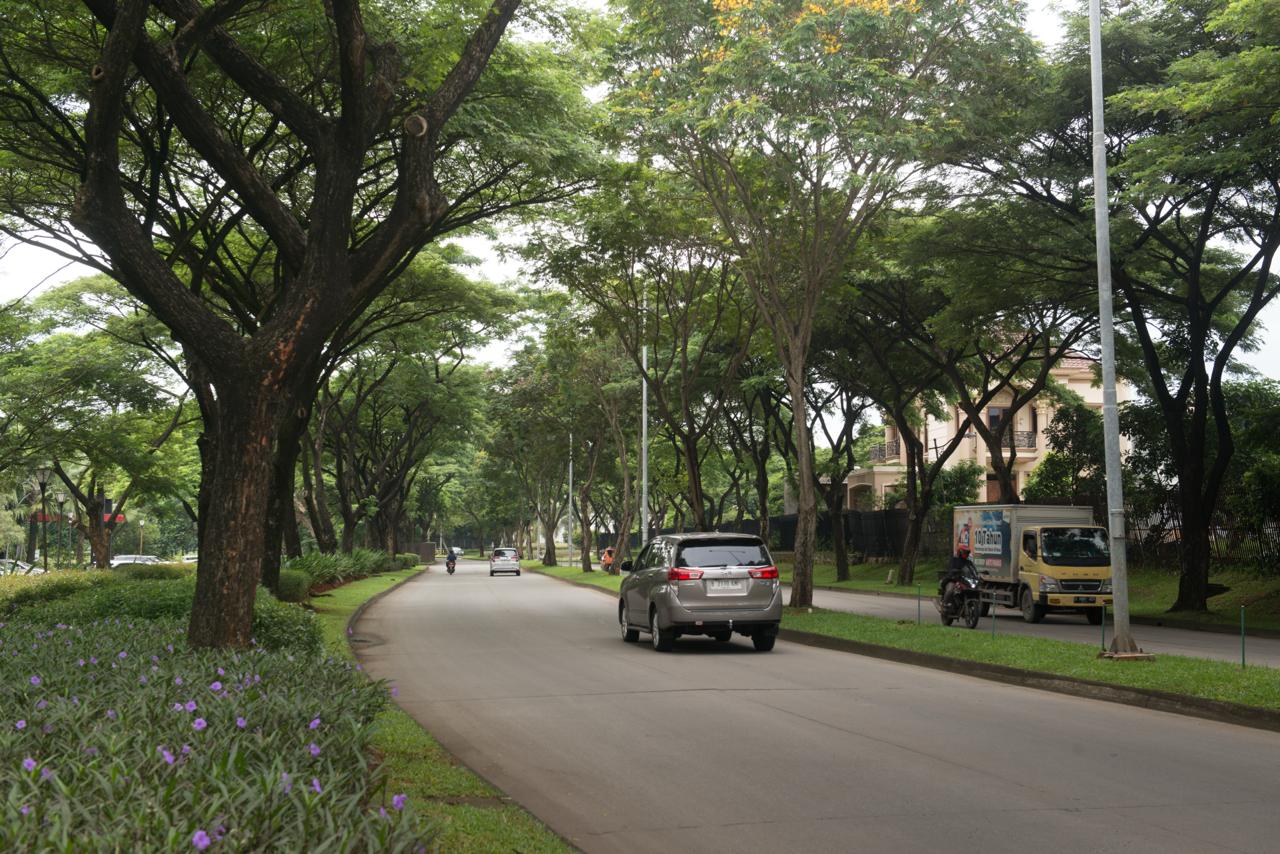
(655, 588, 783, 631)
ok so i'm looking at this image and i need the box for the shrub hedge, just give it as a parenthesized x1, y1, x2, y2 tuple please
(283, 549, 403, 588)
(275, 570, 311, 604)
(0, 618, 426, 851)
(115, 562, 195, 581)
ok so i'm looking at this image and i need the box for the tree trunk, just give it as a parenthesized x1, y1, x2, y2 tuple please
(680, 436, 711, 531)
(579, 487, 594, 572)
(301, 435, 338, 553)
(1170, 493, 1212, 612)
(826, 485, 850, 582)
(542, 519, 557, 566)
(784, 367, 817, 608)
(261, 433, 303, 593)
(282, 498, 302, 560)
(187, 387, 292, 648)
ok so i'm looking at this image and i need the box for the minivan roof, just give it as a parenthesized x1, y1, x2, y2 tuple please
(657, 533, 764, 543)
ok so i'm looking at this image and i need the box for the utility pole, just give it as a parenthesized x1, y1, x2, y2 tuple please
(1088, 0, 1139, 654)
(567, 430, 574, 551)
(640, 291, 649, 546)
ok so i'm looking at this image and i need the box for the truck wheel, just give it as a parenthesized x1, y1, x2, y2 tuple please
(1020, 587, 1046, 624)
(1085, 609, 1104, 626)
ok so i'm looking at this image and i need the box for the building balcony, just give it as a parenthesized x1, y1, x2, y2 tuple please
(868, 438, 901, 463)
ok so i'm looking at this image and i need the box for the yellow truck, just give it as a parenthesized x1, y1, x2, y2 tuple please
(953, 505, 1113, 625)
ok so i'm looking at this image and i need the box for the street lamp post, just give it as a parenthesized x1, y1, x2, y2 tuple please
(34, 467, 52, 573)
(138, 520, 145, 555)
(1088, 0, 1140, 654)
(53, 491, 67, 570)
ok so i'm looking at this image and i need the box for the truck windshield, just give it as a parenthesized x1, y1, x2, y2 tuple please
(1041, 528, 1110, 567)
(677, 541, 771, 567)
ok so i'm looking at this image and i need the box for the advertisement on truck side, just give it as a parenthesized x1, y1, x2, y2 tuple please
(954, 507, 1013, 579)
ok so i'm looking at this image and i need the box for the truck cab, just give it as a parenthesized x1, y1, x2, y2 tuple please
(1015, 525, 1113, 624)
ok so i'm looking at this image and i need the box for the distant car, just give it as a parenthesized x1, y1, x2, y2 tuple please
(181, 554, 198, 564)
(110, 554, 162, 568)
(488, 547, 521, 577)
(0, 559, 39, 576)
(618, 533, 782, 652)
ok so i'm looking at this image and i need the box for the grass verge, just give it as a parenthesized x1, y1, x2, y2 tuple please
(778, 560, 1280, 633)
(313, 569, 571, 854)
(784, 607, 1280, 711)
(522, 561, 622, 594)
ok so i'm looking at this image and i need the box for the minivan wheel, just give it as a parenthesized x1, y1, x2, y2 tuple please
(752, 633, 776, 652)
(650, 609, 674, 652)
(620, 604, 639, 643)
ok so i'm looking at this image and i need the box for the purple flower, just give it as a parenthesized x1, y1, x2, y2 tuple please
(139, 676, 148, 685)
(192, 829, 211, 851)
(392, 793, 407, 811)
(174, 676, 184, 686)
(379, 806, 389, 819)
(35, 699, 47, 711)
(310, 778, 322, 794)
(216, 667, 225, 676)
(89, 657, 97, 664)
(308, 743, 320, 757)
(22, 758, 36, 772)
(28, 675, 41, 686)
(77, 659, 85, 667)
(118, 651, 127, 659)
(193, 718, 207, 731)
(160, 747, 175, 765)
(151, 655, 159, 663)
(19, 805, 29, 816)
(235, 717, 246, 729)
(166, 644, 174, 653)
(15, 720, 25, 731)
(181, 744, 191, 755)
(172, 703, 184, 712)
(84, 746, 99, 756)
(40, 767, 52, 781)
(185, 701, 198, 713)
(210, 682, 222, 692)
(308, 718, 320, 730)
(280, 772, 292, 793)
(42, 724, 52, 734)
(106, 709, 117, 720)
(390, 686, 398, 697)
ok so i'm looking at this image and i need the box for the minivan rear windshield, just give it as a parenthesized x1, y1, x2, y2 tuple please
(676, 542, 771, 568)
(1041, 527, 1110, 567)
(494, 549, 517, 557)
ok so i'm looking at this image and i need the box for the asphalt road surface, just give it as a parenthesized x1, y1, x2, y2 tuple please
(786, 584, 1280, 668)
(356, 561, 1280, 854)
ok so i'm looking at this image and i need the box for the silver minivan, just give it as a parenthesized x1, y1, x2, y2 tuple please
(618, 533, 782, 652)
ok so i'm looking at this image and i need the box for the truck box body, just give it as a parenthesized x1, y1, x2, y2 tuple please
(954, 505, 1096, 584)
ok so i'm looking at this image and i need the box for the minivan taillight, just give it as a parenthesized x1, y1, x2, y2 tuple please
(668, 567, 704, 581)
(749, 566, 779, 579)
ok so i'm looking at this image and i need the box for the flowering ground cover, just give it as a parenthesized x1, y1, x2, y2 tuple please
(1, 614, 428, 851)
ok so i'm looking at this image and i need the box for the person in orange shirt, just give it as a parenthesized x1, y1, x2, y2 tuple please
(600, 547, 615, 572)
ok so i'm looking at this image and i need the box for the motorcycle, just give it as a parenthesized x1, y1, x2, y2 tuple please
(445, 556, 456, 575)
(934, 558, 985, 629)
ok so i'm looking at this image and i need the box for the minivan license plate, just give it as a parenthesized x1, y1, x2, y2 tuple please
(709, 580, 743, 591)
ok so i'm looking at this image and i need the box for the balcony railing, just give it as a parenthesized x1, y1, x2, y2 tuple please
(1012, 431, 1037, 449)
(868, 438, 901, 463)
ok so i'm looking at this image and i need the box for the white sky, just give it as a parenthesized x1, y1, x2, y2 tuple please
(2, 0, 1277, 379)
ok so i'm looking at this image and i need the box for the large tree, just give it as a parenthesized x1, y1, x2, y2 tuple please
(0, 0, 590, 645)
(610, 0, 1036, 605)
(967, 0, 1280, 610)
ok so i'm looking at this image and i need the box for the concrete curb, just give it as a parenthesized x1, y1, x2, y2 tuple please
(345, 567, 426, 641)
(530, 565, 1280, 735)
(778, 628, 1280, 734)
(524, 565, 618, 598)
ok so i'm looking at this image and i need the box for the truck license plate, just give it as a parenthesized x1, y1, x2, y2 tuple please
(1074, 596, 1096, 604)
(709, 580, 743, 591)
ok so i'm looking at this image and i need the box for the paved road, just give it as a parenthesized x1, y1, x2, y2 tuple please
(357, 561, 1280, 854)
(784, 584, 1280, 668)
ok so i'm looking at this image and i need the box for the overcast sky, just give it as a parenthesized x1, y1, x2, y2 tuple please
(2, 0, 1277, 379)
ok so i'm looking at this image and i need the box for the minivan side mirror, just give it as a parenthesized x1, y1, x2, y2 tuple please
(620, 560, 634, 573)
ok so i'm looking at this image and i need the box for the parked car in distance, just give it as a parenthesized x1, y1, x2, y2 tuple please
(110, 554, 162, 568)
(489, 547, 521, 577)
(0, 559, 39, 576)
(181, 554, 199, 564)
(619, 533, 782, 652)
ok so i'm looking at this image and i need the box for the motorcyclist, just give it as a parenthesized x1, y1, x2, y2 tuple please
(942, 546, 975, 612)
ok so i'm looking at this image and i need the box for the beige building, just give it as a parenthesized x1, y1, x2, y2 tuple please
(844, 356, 1133, 507)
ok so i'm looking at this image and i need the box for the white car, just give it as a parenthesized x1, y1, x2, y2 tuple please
(110, 554, 163, 568)
(0, 559, 39, 576)
(488, 547, 522, 577)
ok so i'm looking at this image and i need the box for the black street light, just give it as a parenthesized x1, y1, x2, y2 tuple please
(53, 491, 67, 571)
(33, 467, 52, 573)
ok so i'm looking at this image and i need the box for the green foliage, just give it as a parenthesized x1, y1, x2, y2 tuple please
(0, 619, 425, 850)
(115, 563, 194, 582)
(250, 591, 324, 655)
(284, 550, 401, 586)
(0, 571, 117, 613)
(394, 554, 419, 570)
(1024, 401, 1107, 508)
(276, 570, 312, 604)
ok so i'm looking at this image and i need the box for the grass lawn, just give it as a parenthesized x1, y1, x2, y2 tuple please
(778, 559, 1280, 633)
(523, 560, 622, 594)
(312, 569, 571, 854)
(784, 607, 1280, 711)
